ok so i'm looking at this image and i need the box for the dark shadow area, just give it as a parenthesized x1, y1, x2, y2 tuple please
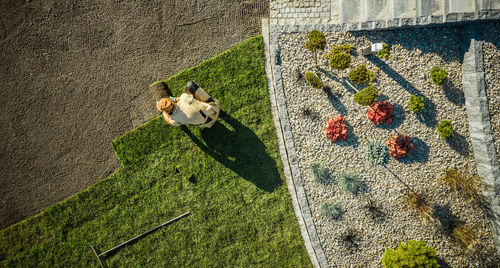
(375, 103, 405, 130)
(181, 111, 282, 193)
(384, 166, 418, 195)
(445, 132, 470, 157)
(433, 204, 462, 234)
(437, 259, 452, 268)
(368, 56, 438, 128)
(400, 137, 429, 164)
(443, 80, 465, 106)
(335, 120, 359, 148)
(317, 67, 357, 94)
(324, 87, 348, 115)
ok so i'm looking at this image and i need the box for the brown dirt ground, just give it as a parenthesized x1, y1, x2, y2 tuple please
(0, 0, 268, 230)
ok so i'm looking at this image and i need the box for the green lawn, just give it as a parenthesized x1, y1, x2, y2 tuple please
(0, 36, 311, 267)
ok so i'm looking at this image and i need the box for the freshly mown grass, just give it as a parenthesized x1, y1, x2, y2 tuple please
(0, 36, 311, 267)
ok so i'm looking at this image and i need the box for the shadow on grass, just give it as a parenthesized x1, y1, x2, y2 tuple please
(445, 132, 470, 157)
(181, 111, 282, 193)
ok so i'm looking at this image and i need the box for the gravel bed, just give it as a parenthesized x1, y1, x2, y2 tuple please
(278, 27, 498, 267)
(482, 22, 500, 167)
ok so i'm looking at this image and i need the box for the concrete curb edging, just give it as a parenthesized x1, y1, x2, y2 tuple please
(460, 23, 500, 254)
(262, 18, 329, 268)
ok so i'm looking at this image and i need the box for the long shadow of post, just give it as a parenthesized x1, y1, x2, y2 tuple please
(181, 111, 282, 193)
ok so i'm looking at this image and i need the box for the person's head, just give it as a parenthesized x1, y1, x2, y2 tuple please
(156, 98, 175, 114)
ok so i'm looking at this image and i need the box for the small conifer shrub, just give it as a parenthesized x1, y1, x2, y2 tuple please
(310, 163, 330, 183)
(329, 52, 351, 77)
(377, 43, 390, 60)
(430, 66, 448, 86)
(364, 139, 388, 166)
(305, 72, 322, 89)
(354, 86, 379, 106)
(325, 44, 353, 58)
(339, 173, 366, 195)
(305, 29, 326, 66)
(348, 64, 375, 85)
(408, 94, 425, 113)
(437, 120, 454, 139)
(381, 240, 439, 268)
(320, 201, 343, 220)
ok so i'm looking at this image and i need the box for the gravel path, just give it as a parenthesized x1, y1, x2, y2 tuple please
(482, 22, 500, 168)
(278, 27, 498, 267)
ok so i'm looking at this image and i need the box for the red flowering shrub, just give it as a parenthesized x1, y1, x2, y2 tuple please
(385, 134, 414, 159)
(366, 101, 394, 124)
(325, 115, 348, 142)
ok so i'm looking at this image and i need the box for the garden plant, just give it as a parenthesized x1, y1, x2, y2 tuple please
(354, 86, 379, 106)
(377, 43, 390, 60)
(385, 134, 414, 159)
(408, 94, 425, 113)
(381, 240, 440, 268)
(348, 64, 376, 85)
(327, 44, 353, 78)
(367, 101, 394, 125)
(320, 201, 343, 220)
(437, 120, 454, 139)
(405, 192, 433, 221)
(339, 173, 366, 195)
(305, 71, 322, 89)
(325, 115, 348, 142)
(310, 163, 330, 184)
(439, 168, 483, 202)
(430, 66, 448, 86)
(364, 139, 388, 166)
(305, 29, 326, 66)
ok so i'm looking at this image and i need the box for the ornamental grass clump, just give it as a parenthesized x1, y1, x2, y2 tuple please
(404, 192, 433, 221)
(381, 240, 440, 268)
(451, 224, 479, 250)
(305, 71, 322, 89)
(385, 134, 414, 159)
(437, 120, 454, 139)
(339, 173, 366, 195)
(348, 64, 376, 85)
(367, 101, 394, 124)
(305, 29, 326, 66)
(325, 115, 348, 142)
(354, 86, 379, 106)
(364, 139, 388, 166)
(430, 66, 448, 86)
(408, 94, 425, 113)
(310, 163, 330, 184)
(439, 168, 483, 202)
(377, 43, 390, 60)
(320, 201, 343, 220)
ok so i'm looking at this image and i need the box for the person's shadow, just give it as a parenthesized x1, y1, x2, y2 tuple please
(181, 111, 282, 193)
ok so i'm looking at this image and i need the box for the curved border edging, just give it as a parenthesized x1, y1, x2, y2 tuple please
(262, 18, 329, 268)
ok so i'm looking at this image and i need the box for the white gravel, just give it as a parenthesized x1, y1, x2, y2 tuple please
(278, 27, 498, 267)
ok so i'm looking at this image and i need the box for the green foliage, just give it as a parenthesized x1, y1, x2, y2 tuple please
(325, 44, 353, 59)
(408, 94, 425, 113)
(348, 64, 375, 85)
(382, 240, 440, 268)
(354, 86, 379, 106)
(339, 173, 366, 195)
(364, 139, 388, 166)
(305, 72, 323, 89)
(377, 43, 390, 60)
(437, 120, 454, 139)
(329, 52, 351, 75)
(430, 66, 448, 86)
(320, 201, 343, 220)
(310, 163, 330, 183)
(305, 30, 326, 65)
(0, 36, 311, 267)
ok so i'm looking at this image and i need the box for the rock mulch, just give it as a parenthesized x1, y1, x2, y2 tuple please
(277, 27, 498, 267)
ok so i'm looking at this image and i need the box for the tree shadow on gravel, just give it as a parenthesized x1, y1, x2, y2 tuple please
(324, 86, 348, 115)
(317, 67, 356, 94)
(368, 56, 438, 128)
(445, 132, 470, 157)
(443, 80, 465, 106)
(399, 137, 429, 164)
(181, 111, 282, 193)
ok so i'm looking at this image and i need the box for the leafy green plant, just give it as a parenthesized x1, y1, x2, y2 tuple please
(377, 43, 390, 60)
(310, 163, 330, 183)
(437, 120, 454, 139)
(320, 201, 343, 220)
(382, 240, 440, 268)
(329, 52, 351, 77)
(439, 168, 483, 202)
(305, 72, 322, 89)
(404, 192, 433, 221)
(348, 64, 376, 85)
(364, 139, 388, 166)
(339, 173, 366, 195)
(354, 86, 379, 106)
(305, 29, 326, 66)
(325, 44, 353, 58)
(408, 94, 425, 113)
(430, 66, 448, 86)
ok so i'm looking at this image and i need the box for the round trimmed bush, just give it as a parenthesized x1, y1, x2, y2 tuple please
(430, 66, 448, 86)
(382, 240, 439, 268)
(408, 94, 425, 113)
(348, 64, 374, 85)
(364, 139, 388, 166)
(329, 52, 351, 73)
(354, 86, 379, 106)
(305, 72, 322, 89)
(437, 120, 454, 139)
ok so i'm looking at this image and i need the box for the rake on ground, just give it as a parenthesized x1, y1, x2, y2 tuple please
(90, 211, 190, 267)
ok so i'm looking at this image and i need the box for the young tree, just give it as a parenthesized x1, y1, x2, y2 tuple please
(305, 30, 326, 66)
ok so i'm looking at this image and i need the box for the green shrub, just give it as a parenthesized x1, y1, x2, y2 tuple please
(430, 66, 448, 86)
(305, 29, 326, 66)
(339, 173, 366, 195)
(437, 120, 454, 139)
(408, 94, 425, 113)
(353, 86, 378, 106)
(382, 240, 440, 268)
(325, 44, 353, 58)
(305, 72, 322, 89)
(364, 139, 388, 166)
(310, 163, 330, 183)
(348, 64, 375, 85)
(320, 201, 342, 220)
(377, 43, 390, 60)
(329, 52, 351, 77)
